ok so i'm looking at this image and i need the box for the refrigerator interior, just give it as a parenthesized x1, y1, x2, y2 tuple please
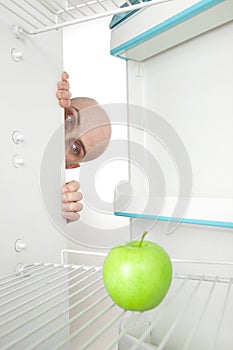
(0, 0, 233, 349)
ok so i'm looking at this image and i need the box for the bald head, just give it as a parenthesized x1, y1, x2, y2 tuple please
(71, 97, 98, 110)
(65, 97, 111, 168)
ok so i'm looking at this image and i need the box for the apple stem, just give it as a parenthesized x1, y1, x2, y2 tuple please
(139, 231, 148, 247)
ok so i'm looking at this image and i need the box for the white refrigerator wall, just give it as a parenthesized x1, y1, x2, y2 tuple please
(120, 20, 233, 349)
(0, 15, 67, 275)
(127, 20, 233, 261)
(63, 17, 127, 105)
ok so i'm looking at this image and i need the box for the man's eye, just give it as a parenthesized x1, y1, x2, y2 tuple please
(67, 115, 73, 124)
(72, 142, 81, 155)
(66, 114, 74, 128)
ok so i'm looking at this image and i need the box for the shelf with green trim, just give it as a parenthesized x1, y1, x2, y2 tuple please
(114, 211, 233, 229)
(113, 196, 233, 229)
(110, 0, 233, 61)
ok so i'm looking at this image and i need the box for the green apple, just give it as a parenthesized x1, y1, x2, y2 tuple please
(103, 232, 172, 311)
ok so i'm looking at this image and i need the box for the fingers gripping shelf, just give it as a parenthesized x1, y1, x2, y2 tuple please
(0, 257, 233, 350)
(0, 0, 174, 35)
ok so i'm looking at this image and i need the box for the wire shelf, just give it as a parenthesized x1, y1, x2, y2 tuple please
(0, 0, 174, 35)
(0, 260, 233, 349)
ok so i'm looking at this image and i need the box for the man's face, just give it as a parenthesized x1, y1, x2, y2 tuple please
(64, 104, 111, 169)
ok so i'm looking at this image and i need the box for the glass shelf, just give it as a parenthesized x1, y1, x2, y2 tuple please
(115, 211, 233, 229)
(114, 194, 233, 230)
(110, 0, 233, 61)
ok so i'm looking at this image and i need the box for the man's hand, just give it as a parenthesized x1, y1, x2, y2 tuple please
(56, 71, 72, 109)
(62, 180, 83, 221)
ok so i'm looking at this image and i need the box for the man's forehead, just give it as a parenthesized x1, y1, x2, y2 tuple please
(78, 106, 111, 132)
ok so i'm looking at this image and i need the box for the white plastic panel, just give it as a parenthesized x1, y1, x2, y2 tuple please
(0, 11, 66, 274)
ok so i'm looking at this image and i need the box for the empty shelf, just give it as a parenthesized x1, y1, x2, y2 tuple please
(0, 260, 233, 349)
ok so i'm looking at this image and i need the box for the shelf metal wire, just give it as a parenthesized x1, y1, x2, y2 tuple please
(0, 0, 175, 35)
(0, 259, 233, 350)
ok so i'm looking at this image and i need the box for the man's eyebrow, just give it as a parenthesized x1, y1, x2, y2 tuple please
(78, 138, 86, 157)
(73, 107, 80, 125)
(72, 107, 86, 156)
